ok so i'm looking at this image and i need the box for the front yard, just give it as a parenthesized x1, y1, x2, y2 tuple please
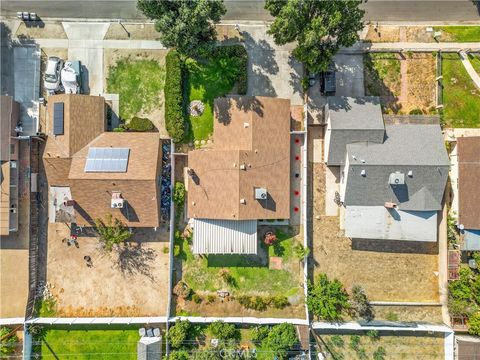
(174, 227, 305, 318)
(442, 53, 480, 128)
(39, 328, 140, 359)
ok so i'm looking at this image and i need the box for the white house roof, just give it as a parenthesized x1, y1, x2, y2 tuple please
(192, 219, 258, 254)
(344, 206, 438, 241)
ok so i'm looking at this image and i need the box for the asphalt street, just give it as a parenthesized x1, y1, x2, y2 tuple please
(1, 0, 479, 22)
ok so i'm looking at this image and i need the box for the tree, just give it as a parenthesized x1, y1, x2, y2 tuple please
(137, 0, 226, 58)
(468, 312, 480, 336)
(173, 182, 186, 208)
(207, 321, 240, 342)
(260, 323, 297, 360)
(0, 327, 18, 355)
(350, 285, 375, 321)
(94, 214, 131, 251)
(167, 320, 192, 349)
(169, 350, 190, 360)
(307, 273, 350, 321)
(265, 0, 365, 73)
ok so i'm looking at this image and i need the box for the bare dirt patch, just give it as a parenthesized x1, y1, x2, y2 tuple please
(365, 25, 400, 42)
(373, 305, 444, 323)
(104, 23, 161, 40)
(46, 223, 170, 317)
(311, 162, 440, 303)
(16, 22, 67, 39)
(405, 53, 436, 113)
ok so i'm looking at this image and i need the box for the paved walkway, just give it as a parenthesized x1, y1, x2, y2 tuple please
(20, 38, 166, 49)
(340, 41, 480, 53)
(459, 50, 480, 90)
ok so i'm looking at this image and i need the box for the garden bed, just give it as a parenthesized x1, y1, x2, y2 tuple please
(315, 332, 444, 360)
(442, 53, 480, 128)
(173, 226, 305, 318)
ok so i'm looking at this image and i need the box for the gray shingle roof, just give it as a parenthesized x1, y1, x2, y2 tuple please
(343, 124, 449, 211)
(326, 97, 385, 165)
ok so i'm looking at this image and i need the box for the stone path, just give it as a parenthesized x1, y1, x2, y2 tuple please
(459, 50, 480, 90)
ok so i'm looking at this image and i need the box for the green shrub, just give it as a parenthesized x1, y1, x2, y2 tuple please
(366, 329, 380, 341)
(174, 244, 181, 257)
(385, 311, 399, 321)
(207, 321, 240, 341)
(307, 273, 350, 321)
(165, 50, 186, 142)
(350, 285, 374, 321)
(330, 335, 344, 348)
(349, 335, 361, 351)
(169, 350, 190, 360)
(373, 346, 387, 360)
(207, 294, 216, 304)
(301, 76, 310, 92)
(250, 326, 270, 343)
(468, 312, 480, 336)
(126, 116, 155, 132)
(191, 294, 202, 304)
(173, 182, 186, 208)
(236, 295, 267, 311)
(37, 296, 57, 317)
(167, 320, 192, 349)
(269, 295, 290, 309)
(210, 45, 248, 95)
(260, 323, 297, 359)
(163, 246, 169, 254)
(113, 127, 125, 132)
(409, 108, 423, 115)
(0, 327, 18, 355)
(293, 243, 310, 261)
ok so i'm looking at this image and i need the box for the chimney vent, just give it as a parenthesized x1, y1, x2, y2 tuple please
(240, 164, 247, 170)
(360, 169, 366, 177)
(240, 198, 246, 204)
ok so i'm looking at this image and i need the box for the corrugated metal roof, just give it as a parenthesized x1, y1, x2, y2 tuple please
(193, 219, 258, 254)
(344, 206, 437, 241)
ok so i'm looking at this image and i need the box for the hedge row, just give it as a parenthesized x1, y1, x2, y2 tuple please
(165, 50, 186, 142)
(210, 44, 248, 95)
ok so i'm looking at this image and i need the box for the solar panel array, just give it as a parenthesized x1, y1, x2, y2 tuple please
(53, 102, 64, 135)
(84, 147, 130, 173)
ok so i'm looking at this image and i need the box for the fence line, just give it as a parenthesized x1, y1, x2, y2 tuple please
(166, 141, 175, 357)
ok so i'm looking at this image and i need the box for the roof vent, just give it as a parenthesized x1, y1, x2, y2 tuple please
(389, 172, 405, 185)
(244, 122, 249, 128)
(233, 163, 237, 168)
(240, 164, 247, 170)
(384, 202, 397, 209)
(360, 169, 366, 177)
(352, 155, 357, 160)
(240, 198, 246, 204)
(255, 188, 268, 200)
(111, 192, 124, 209)
(408, 170, 413, 177)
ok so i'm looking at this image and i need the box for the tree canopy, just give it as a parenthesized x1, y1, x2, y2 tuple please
(265, 0, 365, 73)
(137, 0, 226, 58)
(307, 273, 350, 321)
(259, 323, 298, 360)
(94, 214, 131, 251)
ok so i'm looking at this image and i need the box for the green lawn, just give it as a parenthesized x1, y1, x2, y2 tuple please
(442, 53, 480, 127)
(435, 26, 480, 42)
(106, 58, 165, 121)
(41, 329, 139, 359)
(186, 54, 242, 142)
(469, 53, 480, 75)
(180, 228, 302, 297)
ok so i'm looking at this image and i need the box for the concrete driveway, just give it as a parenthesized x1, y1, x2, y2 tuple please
(243, 25, 303, 105)
(334, 54, 365, 97)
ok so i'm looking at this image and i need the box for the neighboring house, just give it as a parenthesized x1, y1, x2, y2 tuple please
(0, 96, 20, 236)
(187, 96, 291, 254)
(457, 136, 480, 250)
(43, 94, 161, 228)
(325, 96, 449, 241)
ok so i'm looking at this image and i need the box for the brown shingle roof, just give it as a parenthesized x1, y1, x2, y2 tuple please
(458, 136, 480, 230)
(188, 96, 291, 220)
(44, 94, 106, 158)
(43, 95, 161, 228)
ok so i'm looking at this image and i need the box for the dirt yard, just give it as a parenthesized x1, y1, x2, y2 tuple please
(16, 22, 67, 39)
(45, 223, 170, 317)
(310, 160, 440, 303)
(104, 23, 161, 40)
(373, 305, 443, 323)
(365, 25, 401, 42)
(405, 53, 436, 113)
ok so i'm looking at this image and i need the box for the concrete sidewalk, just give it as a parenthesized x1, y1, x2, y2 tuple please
(17, 38, 166, 50)
(459, 50, 480, 90)
(340, 41, 480, 54)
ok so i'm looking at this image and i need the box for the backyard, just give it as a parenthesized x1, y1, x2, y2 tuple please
(185, 45, 247, 144)
(442, 53, 480, 128)
(105, 49, 168, 135)
(44, 223, 170, 317)
(174, 226, 305, 318)
(315, 332, 444, 360)
(38, 328, 140, 359)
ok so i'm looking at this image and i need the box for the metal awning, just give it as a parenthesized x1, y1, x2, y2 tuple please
(192, 219, 257, 254)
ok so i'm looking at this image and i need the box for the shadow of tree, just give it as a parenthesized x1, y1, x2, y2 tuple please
(242, 32, 279, 75)
(213, 95, 265, 125)
(116, 243, 157, 281)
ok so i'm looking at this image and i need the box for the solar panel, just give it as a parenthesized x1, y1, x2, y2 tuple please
(53, 102, 64, 135)
(84, 147, 130, 173)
